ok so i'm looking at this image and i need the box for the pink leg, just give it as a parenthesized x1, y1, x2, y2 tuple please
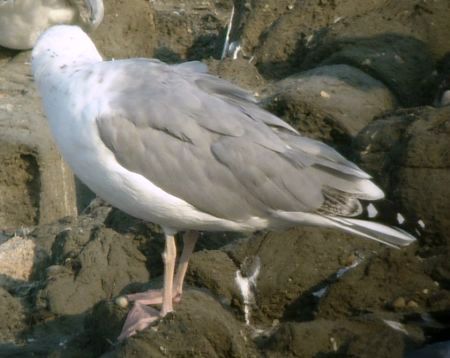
(118, 233, 177, 340)
(160, 234, 176, 316)
(173, 231, 199, 301)
(118, 231, 199, 340)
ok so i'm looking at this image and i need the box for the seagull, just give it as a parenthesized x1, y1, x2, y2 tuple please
(31, 25, 416, 341)
(0, 0, 103, 50)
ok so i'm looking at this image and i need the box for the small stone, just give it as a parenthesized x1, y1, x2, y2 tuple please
(392, 297, 406, 309)
(440, 90, 450, 106)
(344, 254, 358, 267)
(330, 336, 338, 352)
(115, 296, 129, 308)
(46, 265, 67, 275)
(320, 90, 330, 98)
(0, 236, 36, 285)
(406, 300, 419, 309)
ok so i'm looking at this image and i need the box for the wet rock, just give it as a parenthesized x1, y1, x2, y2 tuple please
(243, 0, 445, 105)
(316, 248, 437, 319)
(354, 106, 450, 246)
(85, 300, 128, 355)
(263, 64, 397, 148)
(227, 227, 380, 323)
(250, 0, 387, 79)
(36, 225, 149, 316)
(23, 206, 149, 319)
(102, 290, 256, 357)
(304, 34, 434, 106)
(305, 0, 450, 63)
(407, 300, 420, 309)
(296, 0, 450, 106)
(407, 341, 450, 358)
(393, 296, 407, 310)
(344, 323, 408, 358)
(264, 319, 408, 358)
(187, 249, 240, 307)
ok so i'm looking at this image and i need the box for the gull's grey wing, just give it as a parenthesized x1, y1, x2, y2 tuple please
(95, 59, 377, 220)
(174, 60, 209, 74)
(171, 60, 298, 134)
(192, 73, 299, 134)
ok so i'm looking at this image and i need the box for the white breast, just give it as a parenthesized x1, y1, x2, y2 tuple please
(41, 68, 268, 233)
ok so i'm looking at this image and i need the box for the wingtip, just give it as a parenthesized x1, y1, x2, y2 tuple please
(327, 217, 416, 248)
(360, 180, 385, 200)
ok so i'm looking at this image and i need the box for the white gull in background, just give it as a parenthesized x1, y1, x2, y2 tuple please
(0, 0, 103, 50)
(31, 25, 416, 340)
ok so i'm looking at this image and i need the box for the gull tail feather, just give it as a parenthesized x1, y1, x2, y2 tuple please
(273, 211, 416, 249)
(326, 216, 416, 249)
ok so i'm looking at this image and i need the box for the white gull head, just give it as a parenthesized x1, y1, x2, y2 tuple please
(32, 25, 102, 84)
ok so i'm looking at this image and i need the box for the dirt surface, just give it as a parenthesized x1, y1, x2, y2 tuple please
(0, 0, 449, 357)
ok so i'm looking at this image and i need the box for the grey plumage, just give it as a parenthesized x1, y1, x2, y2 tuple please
(95, 59, 402, 241)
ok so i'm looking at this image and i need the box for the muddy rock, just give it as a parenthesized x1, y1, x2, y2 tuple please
(248, 0, 388, 79)
(303, 34, 434, 106)
(355, 106, 450, 293)
(93, 290, 255, 357)
(35, 218, 150, 316)
(295, 0, 450, 106)
(303, 0, 450, 63)
(0, 206, 158, 356)
(119, 290, 255, 358)
(1, 0, 450, 357)
(355, 106, 450, 245)
(263, 64, 397, 148)
(237, 0, 294, 59)
(407, 341, 450, 358)
(144, 0, 233, 62)
(187, 249, 240, 307)
(316, 248, 436, 319)
(91, 0, 156, 59)
(264, 318, 411, 358)
(244, 0, 443, 106)
(205, 57, 267, 92)
(226, 227, 381, 324)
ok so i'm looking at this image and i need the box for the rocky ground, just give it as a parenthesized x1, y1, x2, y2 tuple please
(0, 0, 449, 357)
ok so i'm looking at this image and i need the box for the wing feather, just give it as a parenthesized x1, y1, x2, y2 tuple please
(94, 59, 381, 222)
